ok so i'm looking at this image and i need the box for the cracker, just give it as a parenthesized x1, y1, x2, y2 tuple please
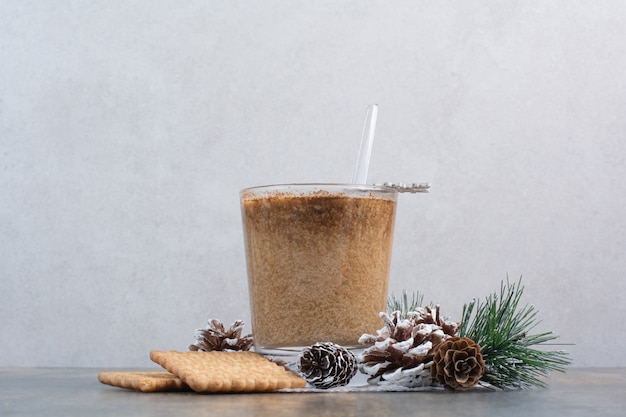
(150, 350, 306, 393)
(98, 371, 189, 392)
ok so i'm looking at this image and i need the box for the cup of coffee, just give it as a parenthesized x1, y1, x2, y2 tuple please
(240, 183, 397, 355)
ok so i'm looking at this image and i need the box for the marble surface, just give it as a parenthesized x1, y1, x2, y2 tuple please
(1, 367, 625, 416)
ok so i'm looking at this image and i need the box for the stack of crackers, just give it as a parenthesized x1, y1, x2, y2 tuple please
(98, 350, 306, 393)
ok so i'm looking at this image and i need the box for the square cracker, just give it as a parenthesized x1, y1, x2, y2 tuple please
(98, 371, 189, 392)
(150, 350, 306, 393)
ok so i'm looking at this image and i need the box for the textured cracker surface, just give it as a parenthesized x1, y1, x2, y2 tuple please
(150, 350, 306, 392)
(98, 371, 188, 392)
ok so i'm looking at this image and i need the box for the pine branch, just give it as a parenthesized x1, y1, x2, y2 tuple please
(387, 289, 424, 318)
(459, 277, 571, 390)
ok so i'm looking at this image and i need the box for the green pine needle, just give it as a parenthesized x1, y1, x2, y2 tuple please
(459, 277, 571, 390)
(387, 289, 425, 318)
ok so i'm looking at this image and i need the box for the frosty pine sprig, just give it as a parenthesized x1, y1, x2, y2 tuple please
(387, 289, 425, 319)
(459, 277, 571, 390)
(385, 277, 570, 390)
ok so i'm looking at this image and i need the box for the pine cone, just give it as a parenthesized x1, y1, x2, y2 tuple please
(430, 337, 485, 391)
(297, 342, 357, 389)
(411, 305, 459, 337)
(189, 319, 253, 352)
(358, 306, 458, 387)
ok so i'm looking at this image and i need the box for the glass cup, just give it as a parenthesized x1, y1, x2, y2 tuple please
(240, 183, 397, 355)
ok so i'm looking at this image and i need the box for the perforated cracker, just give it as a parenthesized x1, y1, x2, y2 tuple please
(98, 371, 189, 392)
(150, 350, 306, 393)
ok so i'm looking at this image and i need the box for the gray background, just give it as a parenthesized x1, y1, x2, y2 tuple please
(2, 1, 625, 368)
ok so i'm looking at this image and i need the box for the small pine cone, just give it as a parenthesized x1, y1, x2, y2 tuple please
(189, 319, 253, 352)
(430, 337, 485, 391)
(297, 342, 357, 389)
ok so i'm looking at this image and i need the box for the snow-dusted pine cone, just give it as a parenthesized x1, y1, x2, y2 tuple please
(411, 304, 459, 337)
(297, 342, 357, 389)
(358, 305, 458, 387)
(189, 319, 253, 352)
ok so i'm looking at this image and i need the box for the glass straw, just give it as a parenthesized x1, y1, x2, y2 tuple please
(352, 104, 378, 184)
